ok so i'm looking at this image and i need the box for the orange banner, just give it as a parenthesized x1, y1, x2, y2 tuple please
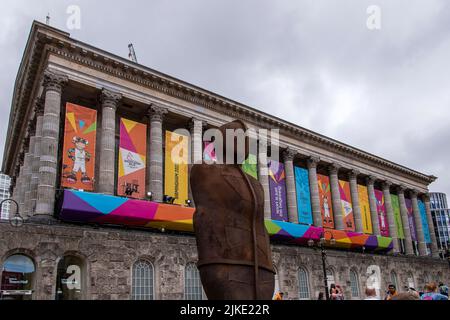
(61, 103, 97, 191)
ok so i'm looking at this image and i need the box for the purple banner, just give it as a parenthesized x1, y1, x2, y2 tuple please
(405, 198, 418, 242)
(268, 160, 288, 221)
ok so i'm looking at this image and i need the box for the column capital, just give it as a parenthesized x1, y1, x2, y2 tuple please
(148, 103, 168, 122)
(34, 97, 45, 117)
(188, 117, 206, 131)
(101, 88, 122, 110)
(349, 169, 360, 180)
(306, 156, 320, 169)
(43, 70, 68, 94)
(282, 148, 298, 162)
(328, 162, 341, 175)
(365, 175, 377, 185)
(381, 181, 392, 190)
(422, 193, 431, 202)
(409, 189, 419, 198)
(396, 185, 407, 194)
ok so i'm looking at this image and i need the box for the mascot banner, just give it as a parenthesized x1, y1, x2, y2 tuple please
(358, 185, 373, 234)
(405, 198, 418, 242)
(268, 160, 288, 221)
(117, 118, 147, 199)
(317, 174, 334, 229)
(165, 131, 189, 205)
(294, 166, 313, 225)
(61, 103, 97, 191)
(391, 194, 405, 239)
(374, 189, 389, 237)
(339, 180, 355, 232)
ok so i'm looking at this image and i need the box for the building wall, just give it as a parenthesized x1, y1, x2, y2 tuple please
(0, 221, 448, 300)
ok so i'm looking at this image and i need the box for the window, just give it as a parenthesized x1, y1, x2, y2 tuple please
(131, 260, 154, 300)
(298, 267, 310, 299)
(349, 269, 360, 299)
(390, 271, 398, 290)
(326, 268, 336, 293)
(1, 254, 35, 300)
(55, 255, 85, 300)
(184, 263, 203, 300)
(407, 272, 415, 289)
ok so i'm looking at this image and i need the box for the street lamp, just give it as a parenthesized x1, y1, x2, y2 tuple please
(0, 199, 23, 228)
(308, 229, 336, 300)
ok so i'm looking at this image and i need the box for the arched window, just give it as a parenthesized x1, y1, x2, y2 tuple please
(55, 255, 85, 300)
(131, 260, 154, 300)
(407, 272, 415, 289)
(184, 263, 203, 300)
(1, 254, 35, 300)
(349, 269, 360, 299)
(390, 271, 398, 290)
(298, 267, 310, 300)
(326, 268, 335, 292)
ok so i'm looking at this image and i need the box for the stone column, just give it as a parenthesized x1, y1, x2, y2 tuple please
(188, 118, 204, 206)
(283, 148, 298, 224)
(423, 194, 440, 258)
(22, 131, 34, 217)
(30, 99, 44, 215)
(35, 69, 68, 220)
(258, 140, 271, 219)
(306, 156, 322, 227)
(411, 190, 428, 256)
(17, 164, 25, 216)
(366, 176, 381, 236)
(397, 186, 414, 255)
(329, 163, 344, 230)
(98, 89, 121, 195)
(349, 169, 363, 233)
(382, 181, 400, 253)
(147, 104, 168, 203)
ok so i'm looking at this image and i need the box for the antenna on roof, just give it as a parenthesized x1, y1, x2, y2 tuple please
(46, 13, 50, 25)
(128, 43, 138, 63)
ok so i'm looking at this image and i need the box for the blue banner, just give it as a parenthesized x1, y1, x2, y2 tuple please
(418, 200, 431, 244)
(294, 166, 313, 225)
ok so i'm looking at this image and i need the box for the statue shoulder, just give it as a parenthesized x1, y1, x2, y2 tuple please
(191, 164, 220, 176)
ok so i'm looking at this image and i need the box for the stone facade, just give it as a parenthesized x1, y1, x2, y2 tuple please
(0, 221, 448, 300)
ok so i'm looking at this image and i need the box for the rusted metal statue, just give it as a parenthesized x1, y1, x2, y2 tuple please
(190, 120, 275, 300)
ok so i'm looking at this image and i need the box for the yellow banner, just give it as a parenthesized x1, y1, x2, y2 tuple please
(164, 131, 189, 205)
(358, 184, 373, 234)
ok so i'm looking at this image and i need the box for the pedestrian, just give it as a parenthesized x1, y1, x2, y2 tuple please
(438, 282, 448, 297)
(384, 284, 398, 300)
(330, 284, 344, 300)
(318, 292, 325, 300)
(420, 282, 448, 300)
(391, 292, 419, 300)
(364, 287, 379, 300)
(273, 291, 284, 300)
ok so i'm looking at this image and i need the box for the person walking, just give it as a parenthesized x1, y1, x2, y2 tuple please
(330, 284, 344, 300)
(438, 282, 448, 297)
(384, 284, 398, 300)
(420, 282, 448, 300)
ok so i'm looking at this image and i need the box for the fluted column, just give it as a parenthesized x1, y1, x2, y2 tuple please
(307, 156, 322, 227)
(283, 148, 298, 224)
(397, 186, 414, 255)
(22, 130, 34, 217)
(349, 170, 363, 233)
(147, 104, 167, 202)
(98, 89, 121, 195)
(411, 190, 427, 256)
(17, 164, 25, 216)
(258, 140, 271, 219)
(366, 176, 381, 236)
(188, 118, 204, 206)
(423, 194, 440, 258)
(382, 181, 399, 253)
(35, 70, 68, 219)
(30, 99, 44, 215)
(329, 163, 344, 230)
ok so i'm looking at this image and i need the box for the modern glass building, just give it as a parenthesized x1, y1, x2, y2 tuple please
(0, 173, 11, 220)
(430, 192, 450, 249)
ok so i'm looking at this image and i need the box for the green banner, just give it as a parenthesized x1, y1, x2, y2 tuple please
(391, 194, 405, 239)
(242, 154, 258, 179)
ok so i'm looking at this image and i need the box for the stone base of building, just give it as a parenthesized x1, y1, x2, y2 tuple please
(0, 220, 448, 300)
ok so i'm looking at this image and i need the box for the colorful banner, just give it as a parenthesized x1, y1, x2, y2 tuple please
(268, 160, 288, 221)
(317, 174, 334, 229)
(61, 103, 97, 191)
(405, 198, 418, 242)
(59, 189, 394, 252)
(117, 118, 147, 199)
(242, 154, 258, 179)
(339, 180, 355, 231)
(294, 166, 313, 225)
(165, 131, 189, 205)
(203, 141, 217, 162)
(374, 190, 389, 237)
(390, 194, 405, 239)
(357, 185, 373, 234)
(418, 200, 432, 244)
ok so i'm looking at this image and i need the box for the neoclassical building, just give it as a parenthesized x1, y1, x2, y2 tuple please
(0, 21, 448, 300)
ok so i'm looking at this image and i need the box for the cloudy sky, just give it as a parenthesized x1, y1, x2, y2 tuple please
(0, 0, 449, 196)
